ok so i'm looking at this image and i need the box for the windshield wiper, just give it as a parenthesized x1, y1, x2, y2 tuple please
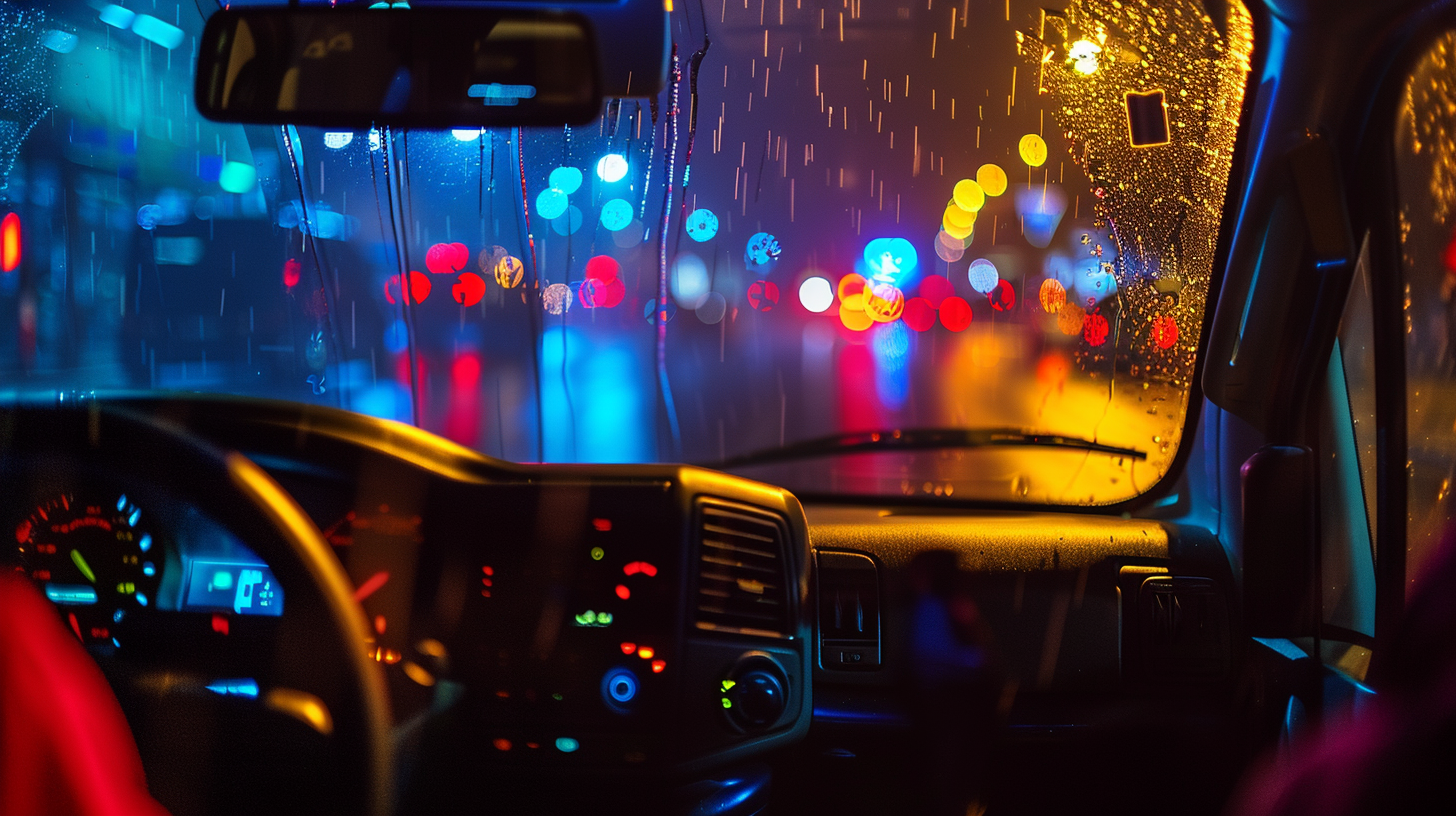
(711, 427, 1148, 470)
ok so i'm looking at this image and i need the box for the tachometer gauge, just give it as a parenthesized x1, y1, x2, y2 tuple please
(15, 494, 162, 646)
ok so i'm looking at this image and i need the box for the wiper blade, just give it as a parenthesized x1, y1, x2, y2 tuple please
(712, 427, 1147, 470)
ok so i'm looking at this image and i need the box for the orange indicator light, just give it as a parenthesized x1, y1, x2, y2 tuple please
(1, 213, 20, 273)
(615, 584, 630, 600)
(620, 642, 636, 654)
(374, 615, 387, 634)
(651, 659, 666, 673)
(637, 646, 655, 660)
(493, 738, 512, 752)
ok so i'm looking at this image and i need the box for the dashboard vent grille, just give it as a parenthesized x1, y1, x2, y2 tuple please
(695, 501, 790, 638)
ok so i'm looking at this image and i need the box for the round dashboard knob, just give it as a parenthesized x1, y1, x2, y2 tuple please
(723, 655, 788, 731)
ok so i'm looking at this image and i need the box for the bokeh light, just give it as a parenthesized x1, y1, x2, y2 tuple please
(384, 270, 431, 304)
(596, 154, 628, 183)
(744, 232, 782, 266)
(585, 255, 620, 281)
(798, 276, 834, 312)
(864, 283, 905, 323)
(452, 272, 486, 307)
(919, 275, 954, 308)
(747, 280, 779, 311)
(542, 283, 572, 315)
(1151, 315, 1179, 349)
(902, 297, 936, 331)
(989, 279, 1016, 311)
(938, 297, 972, 332)
(967, 258, 999, 294)
(494, 256, 524, 288)
(1016, 185, 1069, 249)
(1018, 133, 1048, 167)
(1039, 278, 1067, 313)
(686, 209, 719, 241)
(1057, 303, 1086, 335)
(600, 199, 633, 231)
(670, 252, 710, 308)
(977, 164, 1008, 197)
(549, 166, 584, 195)
(1083, 312, 1110, 346)
(536, 188, 568, 220)
(697, 292, 728, 324)
(838, 302, 873, 331)
(952, 179, 986, 212)
(863, 237, 918, 283)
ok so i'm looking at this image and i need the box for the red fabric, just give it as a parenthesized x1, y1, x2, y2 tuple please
(0, 572, 170, 816)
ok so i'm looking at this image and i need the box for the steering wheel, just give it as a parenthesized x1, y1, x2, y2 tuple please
(0, 405, 391, 816)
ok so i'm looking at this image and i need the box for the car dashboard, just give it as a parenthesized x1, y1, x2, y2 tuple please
(3, 396, 1245, 815)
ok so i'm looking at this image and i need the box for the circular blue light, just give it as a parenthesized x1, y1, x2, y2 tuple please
(549, 166, 583, 195)
(600, 198, 633, 232)
(685, 209, 719, 242)
(536, 188, 569, 220)
(602, 667, 639, 709)
(555, 737, 580, 753)
(968, 258, 999, 294)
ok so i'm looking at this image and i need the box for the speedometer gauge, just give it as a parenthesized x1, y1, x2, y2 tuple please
(15, 494, 162, 646)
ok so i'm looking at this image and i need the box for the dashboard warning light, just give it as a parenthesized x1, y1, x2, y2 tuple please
(636, 646, 655, 660)
(615, 584, 631, 600)
(651, 659, 666, 673)
(592, 518, 612, 532)
(620, 642, 636, 654)
(493, 738, 512, 752)
(623, 561, 658, 578)
(211, 614, 229, 635)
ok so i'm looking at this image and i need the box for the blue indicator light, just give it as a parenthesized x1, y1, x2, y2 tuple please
(601, 668, 638, 709)
(555, 737, 580, 753)
(139, 534, 152, 553)
(112, 638, 121, 648)
(135, 592, 148, 607)
(142, 562, 155, 577)
(205, 679, 260, 698)
(127, 508, 141, 527)
(113, 609, 125, 624)
(116, 495, 127, 511)
(45, 584, 98, 605)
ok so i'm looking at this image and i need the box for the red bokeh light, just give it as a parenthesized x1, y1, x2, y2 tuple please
(426, 242, 470, 274)
(1083, 312, 1110, 346)
(1151, 315, 1179, 350)
(747, 280, 779, 311)
(585, 255, 620, 281)
(918, 274, 955, 308)
(383, 271, 432, 304)
(452, 272, 486, 307)
(1, 212, 20, 273)
(939, 296, 973, 331)
(902, 297, 936, 331)
(989, 279, 1016, 311)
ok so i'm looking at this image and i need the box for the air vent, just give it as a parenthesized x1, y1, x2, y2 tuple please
(816, 551, 881, 670)
(695, 500, 791, 639)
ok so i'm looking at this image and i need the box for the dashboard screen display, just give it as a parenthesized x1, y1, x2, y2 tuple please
(182, 561, 282, 616)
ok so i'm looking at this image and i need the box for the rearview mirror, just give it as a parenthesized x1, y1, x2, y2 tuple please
(195, 7, 602, 128)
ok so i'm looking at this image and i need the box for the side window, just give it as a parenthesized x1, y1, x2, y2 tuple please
(1317, 238, 1377, 666)
(1395, 33, 1456, 587)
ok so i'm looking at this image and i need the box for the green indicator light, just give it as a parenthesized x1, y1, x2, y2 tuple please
(720, 680, 736, 693)
(590, 547, 604, 561)
(552, 693, 564, 701)
(597, 612, 613, 625)
(721, 697, 733, 709)
(70, 550, 96, 584)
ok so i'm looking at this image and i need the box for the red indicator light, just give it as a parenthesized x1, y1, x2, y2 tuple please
(15, 520, 30, 544)
(526, 742, 540, 749)
(2, 212, 20, 273)
(482, 578, 493, 587)
(482, 566, 494, 576)
(620, 642, 636, 654)
(211, 614, 229, 635)
(493, 738, 512, 752)
(282, 258, 301, 288)
(32, 570, 49, 581)
(592, 518, 612, 532)
(353, 570, 390, 602)
(637, 646, 655, 660)
(651, 659, 666, 673)
(615, 584, 630, 600)
(623, 561, 659, 577)
(374, 615, 387, 635)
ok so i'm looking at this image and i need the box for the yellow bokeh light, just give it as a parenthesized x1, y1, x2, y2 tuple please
(943, 204, 976, 230)
(839, 302, 874, 331)
(1019, 133, 1048, 167)
(942, 219, 974, 240)
(977, 164, 1008, 197)
(952, 179, 986, 212)
(836, 273, 867, 302)
(864, 283, 905, 323)
(1069, 39, 1102, 75)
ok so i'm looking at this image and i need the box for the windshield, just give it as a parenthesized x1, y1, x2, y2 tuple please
(0, 0, 1251, 505)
